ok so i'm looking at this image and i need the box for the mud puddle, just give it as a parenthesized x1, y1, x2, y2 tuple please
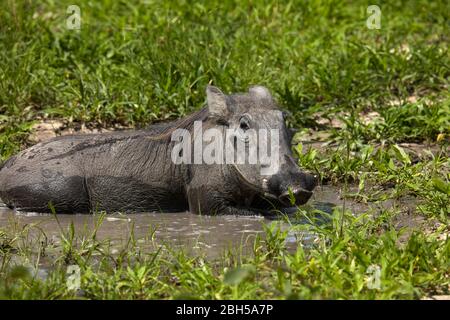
(0, 185, 418, 260)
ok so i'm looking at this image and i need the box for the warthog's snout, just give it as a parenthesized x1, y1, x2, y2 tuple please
(277, 172, 318, 206)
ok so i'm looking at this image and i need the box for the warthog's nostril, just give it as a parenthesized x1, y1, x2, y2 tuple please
(279, 187, 313, 206)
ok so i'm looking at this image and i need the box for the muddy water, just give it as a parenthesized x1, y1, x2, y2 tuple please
(0, 208, 269, 256)
(0, 185, 393, 258)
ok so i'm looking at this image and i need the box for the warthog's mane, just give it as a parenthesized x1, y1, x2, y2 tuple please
(145, 106, 210, 142)
(35, 107, 210, 163)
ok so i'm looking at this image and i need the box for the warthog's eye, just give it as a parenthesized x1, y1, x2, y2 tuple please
(239, 117, 250, 131)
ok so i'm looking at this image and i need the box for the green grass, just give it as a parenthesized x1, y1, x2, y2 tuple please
(0, 0, 449, 299)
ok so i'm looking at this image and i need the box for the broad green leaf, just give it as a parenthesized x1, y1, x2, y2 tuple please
(432, 178, 450, 195)
(392, 145, 411, 165)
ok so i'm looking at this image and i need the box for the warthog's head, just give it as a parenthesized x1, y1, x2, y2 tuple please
(205, 85, 317, 207)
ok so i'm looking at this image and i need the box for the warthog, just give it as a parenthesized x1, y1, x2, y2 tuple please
(0, 85, 317, 215)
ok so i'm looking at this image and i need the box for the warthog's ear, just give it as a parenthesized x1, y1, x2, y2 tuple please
(249, 85, 273, 100)
(206, 85, 228, 117)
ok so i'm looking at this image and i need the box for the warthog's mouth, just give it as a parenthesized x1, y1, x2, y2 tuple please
(230, 164, 278, 199)
(230, 164, 314, 207)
